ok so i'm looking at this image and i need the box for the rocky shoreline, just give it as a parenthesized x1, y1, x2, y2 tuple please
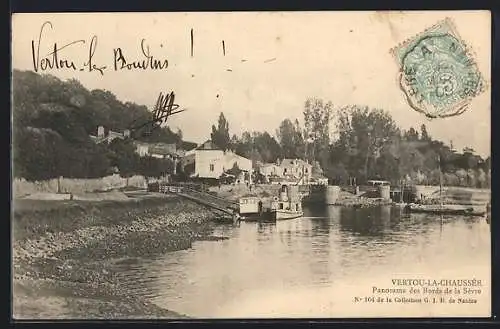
(12, 193, 222, 319)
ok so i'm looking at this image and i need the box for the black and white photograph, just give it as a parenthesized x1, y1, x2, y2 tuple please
(11, 11, 491, 319)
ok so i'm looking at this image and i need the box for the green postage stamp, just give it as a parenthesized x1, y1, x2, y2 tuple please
(391, 18, 486, 118)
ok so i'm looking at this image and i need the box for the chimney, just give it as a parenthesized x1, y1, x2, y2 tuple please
(124, 129, 131, 138)
(97, 126, 105, 138)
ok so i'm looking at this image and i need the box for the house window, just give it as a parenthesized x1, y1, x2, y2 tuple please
(209, 164, 215, 172)
(305, 168, 308, 173)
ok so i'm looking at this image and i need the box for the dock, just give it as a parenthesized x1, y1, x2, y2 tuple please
(156, 183, 239, 219)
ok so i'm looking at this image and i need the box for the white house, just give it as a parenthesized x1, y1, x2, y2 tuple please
(259, 163, 282, 178)
(134, 142, 185, 159)
(257, 158, 314, 184)
(223, 150, 252, 173)
(181, 140, 252, 180)
(134, 141, 150, 157)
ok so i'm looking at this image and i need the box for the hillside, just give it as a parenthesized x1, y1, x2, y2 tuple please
(12, 70, 196, 181)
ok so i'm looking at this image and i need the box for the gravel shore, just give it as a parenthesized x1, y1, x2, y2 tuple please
(12, 193, 221, 319)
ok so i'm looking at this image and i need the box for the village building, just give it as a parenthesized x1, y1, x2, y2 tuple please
(133, 142, 185, 175)
(258, 158, 314, 184)
(90, 125, 185, 175)
(259, 163, 282, 181)
(142, 142, 185, 159)
(279, 158, 313, 184)
(134, 141, 150, 157)
(181, 140, 252, 182)
(89, 125, 130, 144)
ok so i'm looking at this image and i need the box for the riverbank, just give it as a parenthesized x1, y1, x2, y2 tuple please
(208, 184, 489, 208)
(12, 192, 222, 319)
(208, 184, 393, 207)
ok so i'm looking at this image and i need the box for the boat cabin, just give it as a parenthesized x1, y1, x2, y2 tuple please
(239, 196, 263, 215)
(271, 185, 302, 212)
(271, 199, 302, 212)
(367, 180, 390, 187)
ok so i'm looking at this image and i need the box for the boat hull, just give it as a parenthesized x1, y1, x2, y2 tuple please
(406, 204, 486, 217)
(239, 211, 274, 222)
(271, 210, 304, 220)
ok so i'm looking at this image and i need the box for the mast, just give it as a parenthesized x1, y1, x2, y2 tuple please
(438, 154, 443, 208)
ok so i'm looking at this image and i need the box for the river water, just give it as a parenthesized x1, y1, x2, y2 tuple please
(112, 205, 491, 318)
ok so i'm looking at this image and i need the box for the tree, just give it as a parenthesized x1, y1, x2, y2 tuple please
(334, 105, 399, 182)
(444, 172, 459, 186)
(324, 161, 349, 185)
(311, 160, 324, 177)
(85, 144, 113, 178)
(455, 169, 468, 187)
(139, 156, 174, 179)
(13, 127, 63, 181)
(476, 168, 487, 188)
(276, 118, 305, 160)
(211, 112, 231, 151)
(252, 131, 282, 163)
(109, 139, 141, 184)
(374, 147, 400, 183)
(230, 134, 239, 151)
(226, 163, 242, 177)
(420, 124, 430, 141)
(231, 131, 282, 165)
(12, 69, 194, 181)
(303, 97, 332, 166)
(404, 127, 419, 141)
(398, 141, 425, 181)
(277, 119, 297, 159)
(293, 119, 306, 161)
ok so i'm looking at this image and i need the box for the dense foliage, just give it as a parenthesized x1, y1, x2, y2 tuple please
(219, 99, 490, 188)
(13, 70, 490, 188)
(12, 70, 189, 181)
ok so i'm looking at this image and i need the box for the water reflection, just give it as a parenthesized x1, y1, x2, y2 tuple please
(112, 205, 491, 318)
(338, 207, 393, 236)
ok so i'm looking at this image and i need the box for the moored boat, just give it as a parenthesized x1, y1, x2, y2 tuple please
(270, 184, 304, 221)
(405, 203, 486, 217)
(403, 155, 486, 218)
(238, 196, 273, 221)
(271, 207, 304, 220)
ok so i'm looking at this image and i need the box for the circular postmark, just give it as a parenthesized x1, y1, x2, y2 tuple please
(399, 33, 483, 118)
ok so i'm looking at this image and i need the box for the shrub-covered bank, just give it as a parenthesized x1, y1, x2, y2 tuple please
(13, 194, 221, 319)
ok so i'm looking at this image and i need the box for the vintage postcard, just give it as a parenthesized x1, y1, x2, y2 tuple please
(11, 11, 491, 319)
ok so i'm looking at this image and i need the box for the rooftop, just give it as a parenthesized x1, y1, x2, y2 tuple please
(194, 140, 222, 151)
(280, 158, 311, 167)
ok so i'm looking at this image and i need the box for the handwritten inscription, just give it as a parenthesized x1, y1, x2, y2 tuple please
(31, 21, 170, 75)
(114, 39, 169, 71)
(152, 91, 186, 126)
(31, 22, 84, 72)
(30, 22, 259, 76)
(128, 91, 186, 137)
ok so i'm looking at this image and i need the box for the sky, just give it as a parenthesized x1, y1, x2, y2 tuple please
(11, 11, 491, 157)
